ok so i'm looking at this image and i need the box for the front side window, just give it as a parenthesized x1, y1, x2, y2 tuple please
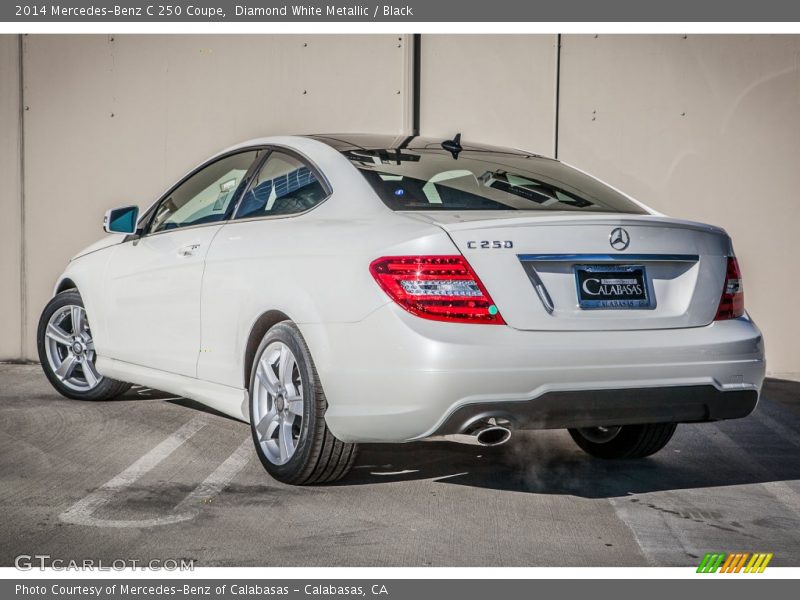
(148, 150, 259, 234)
(234, 151, 328, 220)
(344, 149, 646, 214)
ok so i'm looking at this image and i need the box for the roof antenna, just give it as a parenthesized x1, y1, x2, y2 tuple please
(441, 133, 463, 159)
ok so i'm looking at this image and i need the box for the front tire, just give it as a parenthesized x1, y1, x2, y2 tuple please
(37, 290, 131, 401)
(568, 423, 677, 459)
(249, 321, 357, 485)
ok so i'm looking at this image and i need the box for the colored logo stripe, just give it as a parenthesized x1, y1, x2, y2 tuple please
(745, 553, 773, 573)
(720, 553, 750, 573)
(697, 553, 726, 573)
(697, 552, 773, 573)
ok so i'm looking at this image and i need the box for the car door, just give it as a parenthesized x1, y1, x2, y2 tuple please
(101, 149, 261, 377)
(198, 149, 332, 387)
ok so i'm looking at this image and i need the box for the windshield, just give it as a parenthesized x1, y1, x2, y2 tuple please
(343, 148, 647, 214)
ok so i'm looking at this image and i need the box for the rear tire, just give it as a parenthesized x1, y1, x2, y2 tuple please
(569, 423, 677, 459)
(249, 321, 357, 485)
(37, 290, 131, 401)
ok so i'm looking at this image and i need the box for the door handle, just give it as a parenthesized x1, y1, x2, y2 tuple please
(178, 243, 201, 257)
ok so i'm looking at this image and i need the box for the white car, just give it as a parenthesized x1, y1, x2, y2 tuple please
(38, 134, 766, 484)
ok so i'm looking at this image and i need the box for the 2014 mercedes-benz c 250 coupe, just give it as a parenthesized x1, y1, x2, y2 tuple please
(38, 134, 766, 484)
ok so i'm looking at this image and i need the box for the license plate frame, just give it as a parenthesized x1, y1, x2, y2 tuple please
(574, 264, 654, 310)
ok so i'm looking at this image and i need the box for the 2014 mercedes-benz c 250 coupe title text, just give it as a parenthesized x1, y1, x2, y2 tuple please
(38, 134, 765, 484)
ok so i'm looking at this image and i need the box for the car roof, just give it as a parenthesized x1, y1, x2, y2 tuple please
(307, 133, 545, 158)
(223, 133, 546, 159)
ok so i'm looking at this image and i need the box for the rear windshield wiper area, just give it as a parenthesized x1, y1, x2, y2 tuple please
(479, 170, 594, 209)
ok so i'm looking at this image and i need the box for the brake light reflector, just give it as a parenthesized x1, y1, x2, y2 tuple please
(369, 255, 505, 324)
(715, 257, 745, 320)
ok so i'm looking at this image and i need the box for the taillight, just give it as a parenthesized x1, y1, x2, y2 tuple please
(369, 255, 505, 324)
(715, 257, 745, 320)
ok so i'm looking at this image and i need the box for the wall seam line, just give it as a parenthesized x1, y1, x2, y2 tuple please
(17, 34, 27, 360)
(412, 33, 421, 136)
(554, 33, 561, 159)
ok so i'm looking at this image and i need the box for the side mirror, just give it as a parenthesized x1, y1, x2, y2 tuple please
(103, 205, 139, 235)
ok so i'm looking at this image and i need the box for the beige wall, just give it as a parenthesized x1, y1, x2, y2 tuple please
(557, 35, 800, 376)
(420, 35, 558, 155)
(420, 34, 800, 376)
(1, 33, 798, 376)
(15, 34, 411, 359)
(0, 36, 22, 360)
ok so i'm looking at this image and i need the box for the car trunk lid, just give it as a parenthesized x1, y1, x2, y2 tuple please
(404, 211, 732, 331)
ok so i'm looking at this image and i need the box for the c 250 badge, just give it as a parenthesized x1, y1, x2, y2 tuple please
(466, 240, 514, 249)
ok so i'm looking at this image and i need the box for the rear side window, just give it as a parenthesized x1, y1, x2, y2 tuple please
(344, 149, 646, 214)
(234, 151, 328, 220)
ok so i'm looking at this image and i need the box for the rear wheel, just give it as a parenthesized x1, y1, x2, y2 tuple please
(249, 321, 357, 485)
(568, 423, 677, 459)
(37, 290, 131, 401)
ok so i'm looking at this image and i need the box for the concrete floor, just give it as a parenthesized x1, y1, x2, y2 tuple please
(1, 363, 799, 567)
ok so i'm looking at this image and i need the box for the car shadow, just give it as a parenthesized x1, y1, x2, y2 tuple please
(124, 377, 800, 500)
(338, 433, 800, 499)
(105, 385, 180, 402)
(334, 378, 800, 499)
(119, 387, 242, 422)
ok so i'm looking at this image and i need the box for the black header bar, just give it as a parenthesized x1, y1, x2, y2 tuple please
(4, 0, 800, 22)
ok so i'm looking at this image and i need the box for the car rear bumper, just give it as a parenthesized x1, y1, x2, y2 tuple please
(299, 305, 766, 443)
(430, 385, 758, 435)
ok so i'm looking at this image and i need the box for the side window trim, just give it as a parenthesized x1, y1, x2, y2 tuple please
(230, 144, 333, 222)
(138, 146, 266, 238)
(221, 148, 272, 221)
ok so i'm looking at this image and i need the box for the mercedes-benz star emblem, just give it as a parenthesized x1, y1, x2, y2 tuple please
(609, 227, 630, 251)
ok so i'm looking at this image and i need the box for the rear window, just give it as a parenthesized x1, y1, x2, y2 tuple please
(343, 149, 646, 214)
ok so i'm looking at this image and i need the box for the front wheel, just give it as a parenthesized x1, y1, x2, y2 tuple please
(37, 290, 131, 401)
(568, 423, 677, 459)
(249, 321, 357, 485)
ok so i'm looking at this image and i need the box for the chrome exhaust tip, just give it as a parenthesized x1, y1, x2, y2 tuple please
(474, 425, 512, 447)
(424, 420, 513, 447)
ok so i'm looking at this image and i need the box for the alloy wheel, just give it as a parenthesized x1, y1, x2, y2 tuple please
(252, 341, 304, 465)
(43, 304, 103, 392)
